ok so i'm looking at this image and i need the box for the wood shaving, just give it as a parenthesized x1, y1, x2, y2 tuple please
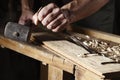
(70, 33, 120, 62)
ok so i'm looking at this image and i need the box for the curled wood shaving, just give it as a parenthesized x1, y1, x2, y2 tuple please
(70, 34, 120, 62)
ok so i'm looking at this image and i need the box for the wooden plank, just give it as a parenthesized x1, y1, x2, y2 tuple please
(0, 35, 74, 74)
(1, 27, 120, 79)
(48, 65, 63, 80)
(72, 26, 120, 44)
(43, 40, 120, 77)
(42, 45, 75, 72)
(75, 66, 104, 80)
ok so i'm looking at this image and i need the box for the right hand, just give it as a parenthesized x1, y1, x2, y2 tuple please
(32, 3, 69, 32)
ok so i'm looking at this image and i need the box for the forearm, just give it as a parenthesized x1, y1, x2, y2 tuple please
(19, 0, 34, 25)
(61, 0, 109, 23)
(21, 0, 34, 12)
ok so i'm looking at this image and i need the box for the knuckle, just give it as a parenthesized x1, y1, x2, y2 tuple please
(58, 14, 64, 20)
(64, 19, 68, 24)
(59, 14, 63, 19)
(49, 3, 56, 8)
(41, 20, 47, 26)
(52, 29, 58, 32)
(47, 25, 52, 30)
(55, 8, 60, 12)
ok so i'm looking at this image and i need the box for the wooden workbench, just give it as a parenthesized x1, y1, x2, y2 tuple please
(0, 26, 120, 80)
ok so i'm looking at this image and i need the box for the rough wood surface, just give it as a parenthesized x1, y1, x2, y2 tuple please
(75, 66, 104, 80)
(0, 35, 74, 73)
(72, 26, 120, 44)
(43, 40, 120, 77)
(1, 26, 120, 80)
(48, 65, 63, 80)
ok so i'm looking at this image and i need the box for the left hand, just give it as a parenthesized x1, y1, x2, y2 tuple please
(18, 9, 34, 25)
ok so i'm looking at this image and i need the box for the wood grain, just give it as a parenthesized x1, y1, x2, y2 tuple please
(72, 26, 120, 44)
(43, 40, 120, 77)
(0, 35, 74, 73)
(48, 65, 63, 80)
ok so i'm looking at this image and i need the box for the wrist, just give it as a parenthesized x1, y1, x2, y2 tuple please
(22, 6, 30, 11)
(22, 7, 33, 14)
(61, 9, 71, 23)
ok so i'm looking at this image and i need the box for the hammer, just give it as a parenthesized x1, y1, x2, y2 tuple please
(4, 1, 54, 42)
(4, 7, 46, 42)
(4, 21, 50, 42)
(4, 22, 32, 42)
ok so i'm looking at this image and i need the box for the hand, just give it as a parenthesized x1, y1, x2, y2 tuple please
(33, 3, 69, 32)
(18, 9, 34, 25)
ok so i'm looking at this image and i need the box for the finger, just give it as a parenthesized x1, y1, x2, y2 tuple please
(41, 8, 61, 26)
(52, 19, 68, 32)
(46, 13, 65, 30)
(38, 3, 57, 21)
(32, 12, 39, 25)
(18, 18, 25, 25)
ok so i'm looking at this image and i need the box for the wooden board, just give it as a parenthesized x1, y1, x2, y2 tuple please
(43, 40, 120, 77)
(72, 26, 120, 44)
(1, 26, 120, 80)
(75, 66, 104, 80)
(48, 65, 63, 80)
(0, 35, 74, 74)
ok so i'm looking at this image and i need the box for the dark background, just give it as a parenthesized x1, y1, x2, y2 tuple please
(0, 0, 120, 80)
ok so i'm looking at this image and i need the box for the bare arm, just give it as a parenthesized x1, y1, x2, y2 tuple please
(61, 0, 109, 23)
(19, 0, 34, 25)
(21, 0, 33, 12)
(33, 0, 109, 32)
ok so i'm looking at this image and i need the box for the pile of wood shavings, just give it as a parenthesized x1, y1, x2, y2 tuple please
(72, 33, 120, 62)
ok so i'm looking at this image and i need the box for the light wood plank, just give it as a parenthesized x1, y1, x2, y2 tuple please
(48, 65, 63, 80)
(0, 35, 74, 73)
(1, 26, 120, 80)
(75, 66, 104, 80)
(72, 26, 120, 44)
(43, 40, 120, 77)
